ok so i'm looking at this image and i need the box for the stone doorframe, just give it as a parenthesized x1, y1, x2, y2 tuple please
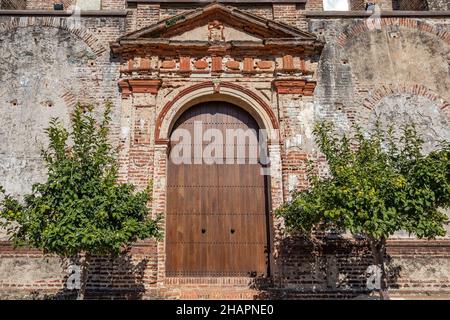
(151, 81, 284, 286)
(111, 3, 324, 291)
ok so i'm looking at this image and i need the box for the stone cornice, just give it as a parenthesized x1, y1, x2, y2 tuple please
(111, 39, 323, 56)
(127, 0, 306, 3)
(0, 10, 128, 17)
(306, 10, 450, 18)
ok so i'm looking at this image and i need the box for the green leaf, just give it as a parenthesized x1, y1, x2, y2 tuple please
(0, 102, 161, 258)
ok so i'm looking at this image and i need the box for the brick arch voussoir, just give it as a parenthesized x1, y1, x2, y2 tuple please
(362, 84, 450, 120)
(155, 81, 280, 144)
(60, 89, 78, 109)
(0, 16, 107, 57)
(336, 18, 450, 47)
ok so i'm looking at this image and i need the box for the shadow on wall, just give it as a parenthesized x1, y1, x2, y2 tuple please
(250, 234, 401, 300)
(23, 236, 404, 300)
(49, 253, 149, 300)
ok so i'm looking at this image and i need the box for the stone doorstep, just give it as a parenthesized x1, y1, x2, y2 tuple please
(162, 277, 274, 292)
(166, 288, 261, 300)
(154, 277, 271, 300)
(305, 11, 450, 18)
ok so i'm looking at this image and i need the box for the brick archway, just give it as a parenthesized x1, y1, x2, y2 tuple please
(151, 82, 284, 287)
(0, 16, 107, 56)
(362, 84, 450, 112)
(154, 81, 280, 145)
(336, 18, 450, 47)
(166, 101, 271, 278)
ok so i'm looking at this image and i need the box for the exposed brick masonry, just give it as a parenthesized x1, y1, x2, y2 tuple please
(0, 0, 449, 300)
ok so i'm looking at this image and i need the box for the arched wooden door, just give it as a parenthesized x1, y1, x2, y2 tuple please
(166, 101, 270, 277)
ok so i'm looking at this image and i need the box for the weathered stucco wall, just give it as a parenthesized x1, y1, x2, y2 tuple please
(0, 5, 449, 299)
(309, 17, 450, 136)
(0, 14, 126, 240)
(427, 0, 450, 11)
(0, 16, 126, 198)
(0, 27, 86, 197)
(282, 17, 450, 224)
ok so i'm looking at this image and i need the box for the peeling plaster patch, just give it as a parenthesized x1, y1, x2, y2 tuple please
(315, 104, 351, 133)
(139, 119, 146, 132)
(0, 27, 94, 197)
(0, 257, 65, 283)
(285, 134, 303, 150)
(288, 175, 298, 195)
(295, 101, 350, 152)
(297, 101, 316, 142)
(121, 126, 130, 140)
(0, 220, 7, 241)
(396, 258, 450, 282)
(367, 94, 450, 153)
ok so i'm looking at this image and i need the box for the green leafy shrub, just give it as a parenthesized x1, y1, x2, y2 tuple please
(0, 102, 161, 298)
(277, 122, 449, 299)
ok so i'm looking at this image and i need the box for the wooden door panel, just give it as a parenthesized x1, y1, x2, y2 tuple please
(166, 102, 269, 277)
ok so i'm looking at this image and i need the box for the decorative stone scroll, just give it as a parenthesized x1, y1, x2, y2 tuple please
(273, 79, 317, 95)
(118, 79, 162, 97)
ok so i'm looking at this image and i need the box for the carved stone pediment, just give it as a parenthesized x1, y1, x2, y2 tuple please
(169, 22, 260, 43)
(111, 3, 324, 56)
(112, 3, 324, 99)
